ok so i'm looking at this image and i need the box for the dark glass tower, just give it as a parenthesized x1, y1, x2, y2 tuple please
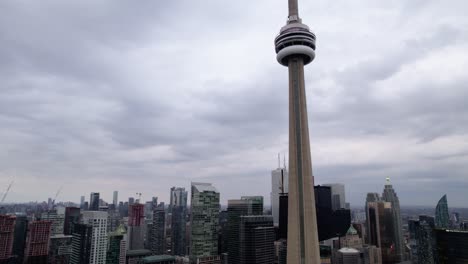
(274, 0, 319, 262)
(382, 178, 404, 262)
(239, 216, 275, 264)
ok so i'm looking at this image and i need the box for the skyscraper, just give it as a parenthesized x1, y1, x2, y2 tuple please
(12, 214, 28, 263)
(24, 220, 52, 263)
(64, 207, 81, 236)
(128, 203, 145, 250)
(190, 182, 220, 262)
(49, 234, 73, 264)
(227, 196, 264, 264)
(239, 215, 275, 264)
(113, 191, 118, 208)
(170, 187, 188, 256)
(274, 0, 320, 262)
(435, 194, 450, 229)
(381, 178, 404, 262)
(107, 225, 127, 264)
(41, 209, 65, 235)
(0, 215, 16, 261)
(323, 183, 346, 211)
(366, 201, 397, 264)
(434, 229, 468, 263)
(89, 193, 100, 211)
(81, 211, 108, 264)
(70, 223, 92, 264)
(271, 162, 288, 226)
(151, 203, 166, 255)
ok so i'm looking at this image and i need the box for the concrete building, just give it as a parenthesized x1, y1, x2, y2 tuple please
(0, 215, 16, 261)
(81, 211, 108, 264)
(323, 183, 346, 211)
(190, 183, 220, 262)
(334, 247, 361, 264)
(24, 220, 52, 263)
(381, 178, 404, 262)
(271, 163, 288, 226)
(274, 0, 320, 262)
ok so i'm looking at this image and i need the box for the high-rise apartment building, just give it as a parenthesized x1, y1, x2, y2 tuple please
(70, 223, 92, 264)
(151, 203, 166, 255)
(89, 193, 100, 211)
(435, 194, 450, 229)
(170, 187, 188, 256)
(271, 164, 288, 226)
(128, 203, 145, 250)
(0, 215, 16, 261)
(80, 196, 85, 209)
(24, 220, 52, 263)
(190, 183, 220, 262)
(274, 0, 320, 261)
(381, 178, 404, 262)
(323, 183, 346, 211)
(227, 196, 264, 264)
(81, 211, 108, 264)
(239, 215, 275, 264)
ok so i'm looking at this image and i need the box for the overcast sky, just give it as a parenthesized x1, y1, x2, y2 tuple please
(1, 0, 467, 207)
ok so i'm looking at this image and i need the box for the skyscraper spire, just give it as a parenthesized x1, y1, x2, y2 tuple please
(274, 0, 320, 263)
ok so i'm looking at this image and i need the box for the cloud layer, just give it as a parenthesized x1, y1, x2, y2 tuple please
(1, 0, 467, 207)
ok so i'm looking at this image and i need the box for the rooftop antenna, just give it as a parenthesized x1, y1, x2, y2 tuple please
(283, 153, 286, 169)
(278, 153, 281, 168)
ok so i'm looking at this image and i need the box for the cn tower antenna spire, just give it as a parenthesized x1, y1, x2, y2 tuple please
(288, 0, 300, 22)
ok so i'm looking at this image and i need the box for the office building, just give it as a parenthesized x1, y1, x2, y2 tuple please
(239, 215, 275, 264)
(227, 196, 263, 264)
(128, 203, 145, 250)
(381, 178, 404, 262)
(271, 162, 288, 226)
(64, 207, 81, 236)
(0, 215, 16, 261)
(81, 211, 108, 264)
(274, 0, 320, 261)
(190, 183, 220, 262)
(333, 248, 361, 264)
(89, 193, 100, 211)
(70, 223, 92, 264)
(107, 225, 127, 264)
(435, 194, 450, 229)
(24, 220, 52, 263)
(151, 203, 166, 255)
(323, 183, 346, 211)
(366, 201, 397, 263)
(434, 229, 468, 263)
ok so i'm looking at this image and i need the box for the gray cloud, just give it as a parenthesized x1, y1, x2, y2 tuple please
(1, 0, 468, 207)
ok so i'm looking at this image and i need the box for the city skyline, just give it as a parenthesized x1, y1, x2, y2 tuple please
(1, 0, 468, 207)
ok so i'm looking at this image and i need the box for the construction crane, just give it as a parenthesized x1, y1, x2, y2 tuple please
(1, 181, 14, 203)
(49, 186, 63, 210)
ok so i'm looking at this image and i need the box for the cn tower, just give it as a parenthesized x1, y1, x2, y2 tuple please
(274, 0, 320, 263)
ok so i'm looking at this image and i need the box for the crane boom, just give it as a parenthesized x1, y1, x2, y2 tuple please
(1, 181, 14, 203)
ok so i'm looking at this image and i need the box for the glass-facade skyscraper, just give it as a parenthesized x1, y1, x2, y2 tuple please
(382, 178, 404, 262)
(435, 194, 450, 229)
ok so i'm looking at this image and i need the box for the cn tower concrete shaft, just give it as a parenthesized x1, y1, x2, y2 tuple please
(274, 0, 320, 263)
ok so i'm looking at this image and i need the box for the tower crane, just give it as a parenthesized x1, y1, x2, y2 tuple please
(1, 181, 14, 203)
